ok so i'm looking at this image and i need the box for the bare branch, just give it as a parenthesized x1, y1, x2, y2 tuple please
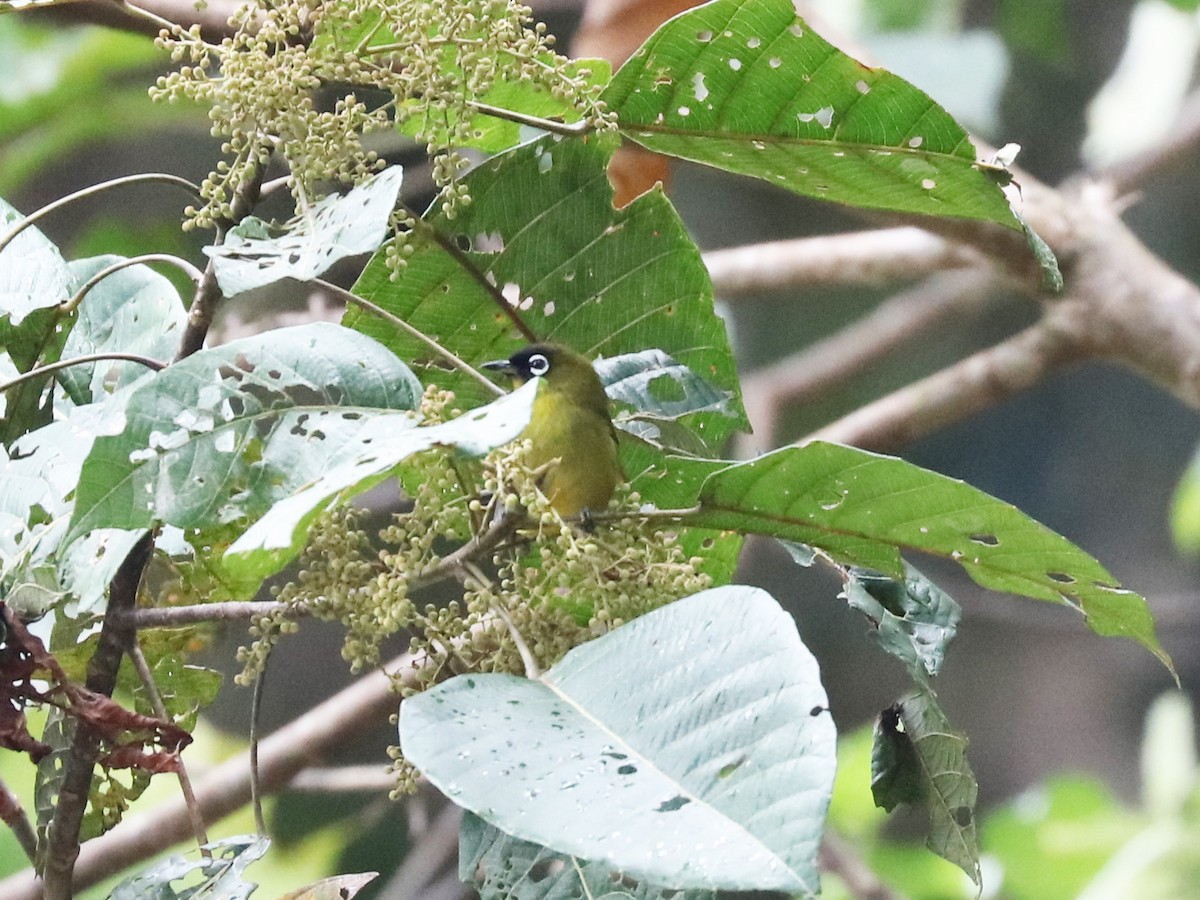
(704, 228, 984, 298)
(738, 268, 1003, 454)
(286, 765, 397, 793)
(806, 300, 1090, 451)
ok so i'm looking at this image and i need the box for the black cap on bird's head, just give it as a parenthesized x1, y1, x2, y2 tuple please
(482, 343, 560, 383)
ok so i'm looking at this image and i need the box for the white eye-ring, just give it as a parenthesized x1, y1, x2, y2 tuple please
(528, 353, 550, 376)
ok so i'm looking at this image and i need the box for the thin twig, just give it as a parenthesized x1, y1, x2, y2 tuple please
(314, 278, 503, 396)
(466, 100, 592, 136)
(0, 777, 38, 866)
(819, 831, 903, 900)
(42, 531, 155, 900)
(129, 513, 524, 629)
(738, 268, 1003, 454)
(61, 254, 204, 315)
(0, 174, 201, 257)
(0, 352, 166, 394)
(490, 601, 541, 679)
(248, 671, 268, 837)
(704, 227, 984, 298)
(126, 642, 210, 853)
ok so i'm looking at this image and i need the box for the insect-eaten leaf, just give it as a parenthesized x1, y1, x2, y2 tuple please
(843, 562, 961, 682)
(108, 834, 270, 900)
(461, 813, 717, 900)
(401, 585, 836, 895)
(693, 440, 1173, 674)
(871, 694, 981, 885)
(604, 0, 1020, 228)
(205, 166, 404, 296)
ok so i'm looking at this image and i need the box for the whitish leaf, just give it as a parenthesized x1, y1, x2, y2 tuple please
(204, 166, 404, 296)
(108, 834, 270, 900)
(604, 0, 1018, 227)
(401, 585, 837, 894)
(59, 255, 185, 403)
(843, 563, 960, 681)
(461, 813, 717, 900)
(0, 196, 70, 328)
(694, 440, 1171, 671)
(222, 377, 538, 588)
(277, 872, 379, 900)
(346, 135, 745, 452)
(66, 323, 422, 546)
(872, 694, 980, 884)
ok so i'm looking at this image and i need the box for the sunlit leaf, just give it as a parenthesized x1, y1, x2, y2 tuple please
(108, 834, 270, 900)
(401, 585, 836, 894)
(66, 323, 422, 546)
(205, 166, 404, 296)
(604, 0, 1018, 227)
(222, 377, 538, 589)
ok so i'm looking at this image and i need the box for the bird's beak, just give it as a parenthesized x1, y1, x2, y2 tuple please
(481, 358, 518, 377)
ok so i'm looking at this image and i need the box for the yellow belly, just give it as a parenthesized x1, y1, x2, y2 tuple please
(524, 391, 621, 517)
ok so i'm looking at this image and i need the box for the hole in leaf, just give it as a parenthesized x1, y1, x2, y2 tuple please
(617, 764, 637, 775)
(1047, 572, 1076, 585)
(969, 533, 999, 546)
(455, 234, 470, 251)
(656, 795, 690, 812)
(952, 806, 973, 827)
(697, 29, 713, 42)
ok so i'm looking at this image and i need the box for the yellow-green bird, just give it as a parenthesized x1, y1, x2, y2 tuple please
(483, 343, 623, 518)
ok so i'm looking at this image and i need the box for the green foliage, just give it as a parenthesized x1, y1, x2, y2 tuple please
(693, 441, 1171, 668)
(605, 0, 1018, 227)
(401, 586, 836, 895)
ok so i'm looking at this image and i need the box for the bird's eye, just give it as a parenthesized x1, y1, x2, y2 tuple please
(528, 353, 550, 376)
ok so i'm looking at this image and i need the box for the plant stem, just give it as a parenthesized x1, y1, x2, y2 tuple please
(61, 254, 204, 315)
(0, 352, 166, 395)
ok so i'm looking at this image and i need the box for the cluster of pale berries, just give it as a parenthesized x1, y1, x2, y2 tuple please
(150, 0, 611, 241)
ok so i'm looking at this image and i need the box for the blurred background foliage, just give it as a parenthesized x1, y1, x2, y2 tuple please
(4, 0, 1200, 896)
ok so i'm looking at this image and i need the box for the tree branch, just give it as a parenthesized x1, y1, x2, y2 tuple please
(703, 227, 984, 298)
(806, 299, 1091, 451)
(738, 268, 1004, 454)
(0, 644, 446, 900)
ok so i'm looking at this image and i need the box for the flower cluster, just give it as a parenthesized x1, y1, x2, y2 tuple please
(235, 387, 711, 792)
(151, 0, 612, 235)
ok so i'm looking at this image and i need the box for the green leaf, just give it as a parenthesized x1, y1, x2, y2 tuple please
(59, 255, 186, 403)
(346, 135, 745, 450)
(66, 323, 422, 546)
(604, 0, 1019, 227)
(1170, 445, 1200, 555)
(205, 166, 404, 297)
(400, 585, 836, 894)
(693, 440, 1172, 671)
(221, 377, 539, 590)
(108, 834, 270, 900)
(461, 813, 717, 900)
(843, 562, 961, 681)
(872, 694, 980, 884)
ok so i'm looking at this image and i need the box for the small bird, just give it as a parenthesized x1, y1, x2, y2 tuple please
(482, 343, 622, 518)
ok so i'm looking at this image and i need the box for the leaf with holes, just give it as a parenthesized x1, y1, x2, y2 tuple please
(461, 813, 718, 900)
(603, 0, 1018, 227)
(693, 440, 1171, 671)
(65, 323, 422, 549)
(222, 377, 538, 589)
(597, 348, 737, 452)
(843, 563, 961, 683)
(872, 694, 980, 884)
(204, 166, 404, 297)
(108, 835, 270, 900)
(58, 255, 186, 404)
(401, 585, 836, 894)
(346, 134, 744, 452)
